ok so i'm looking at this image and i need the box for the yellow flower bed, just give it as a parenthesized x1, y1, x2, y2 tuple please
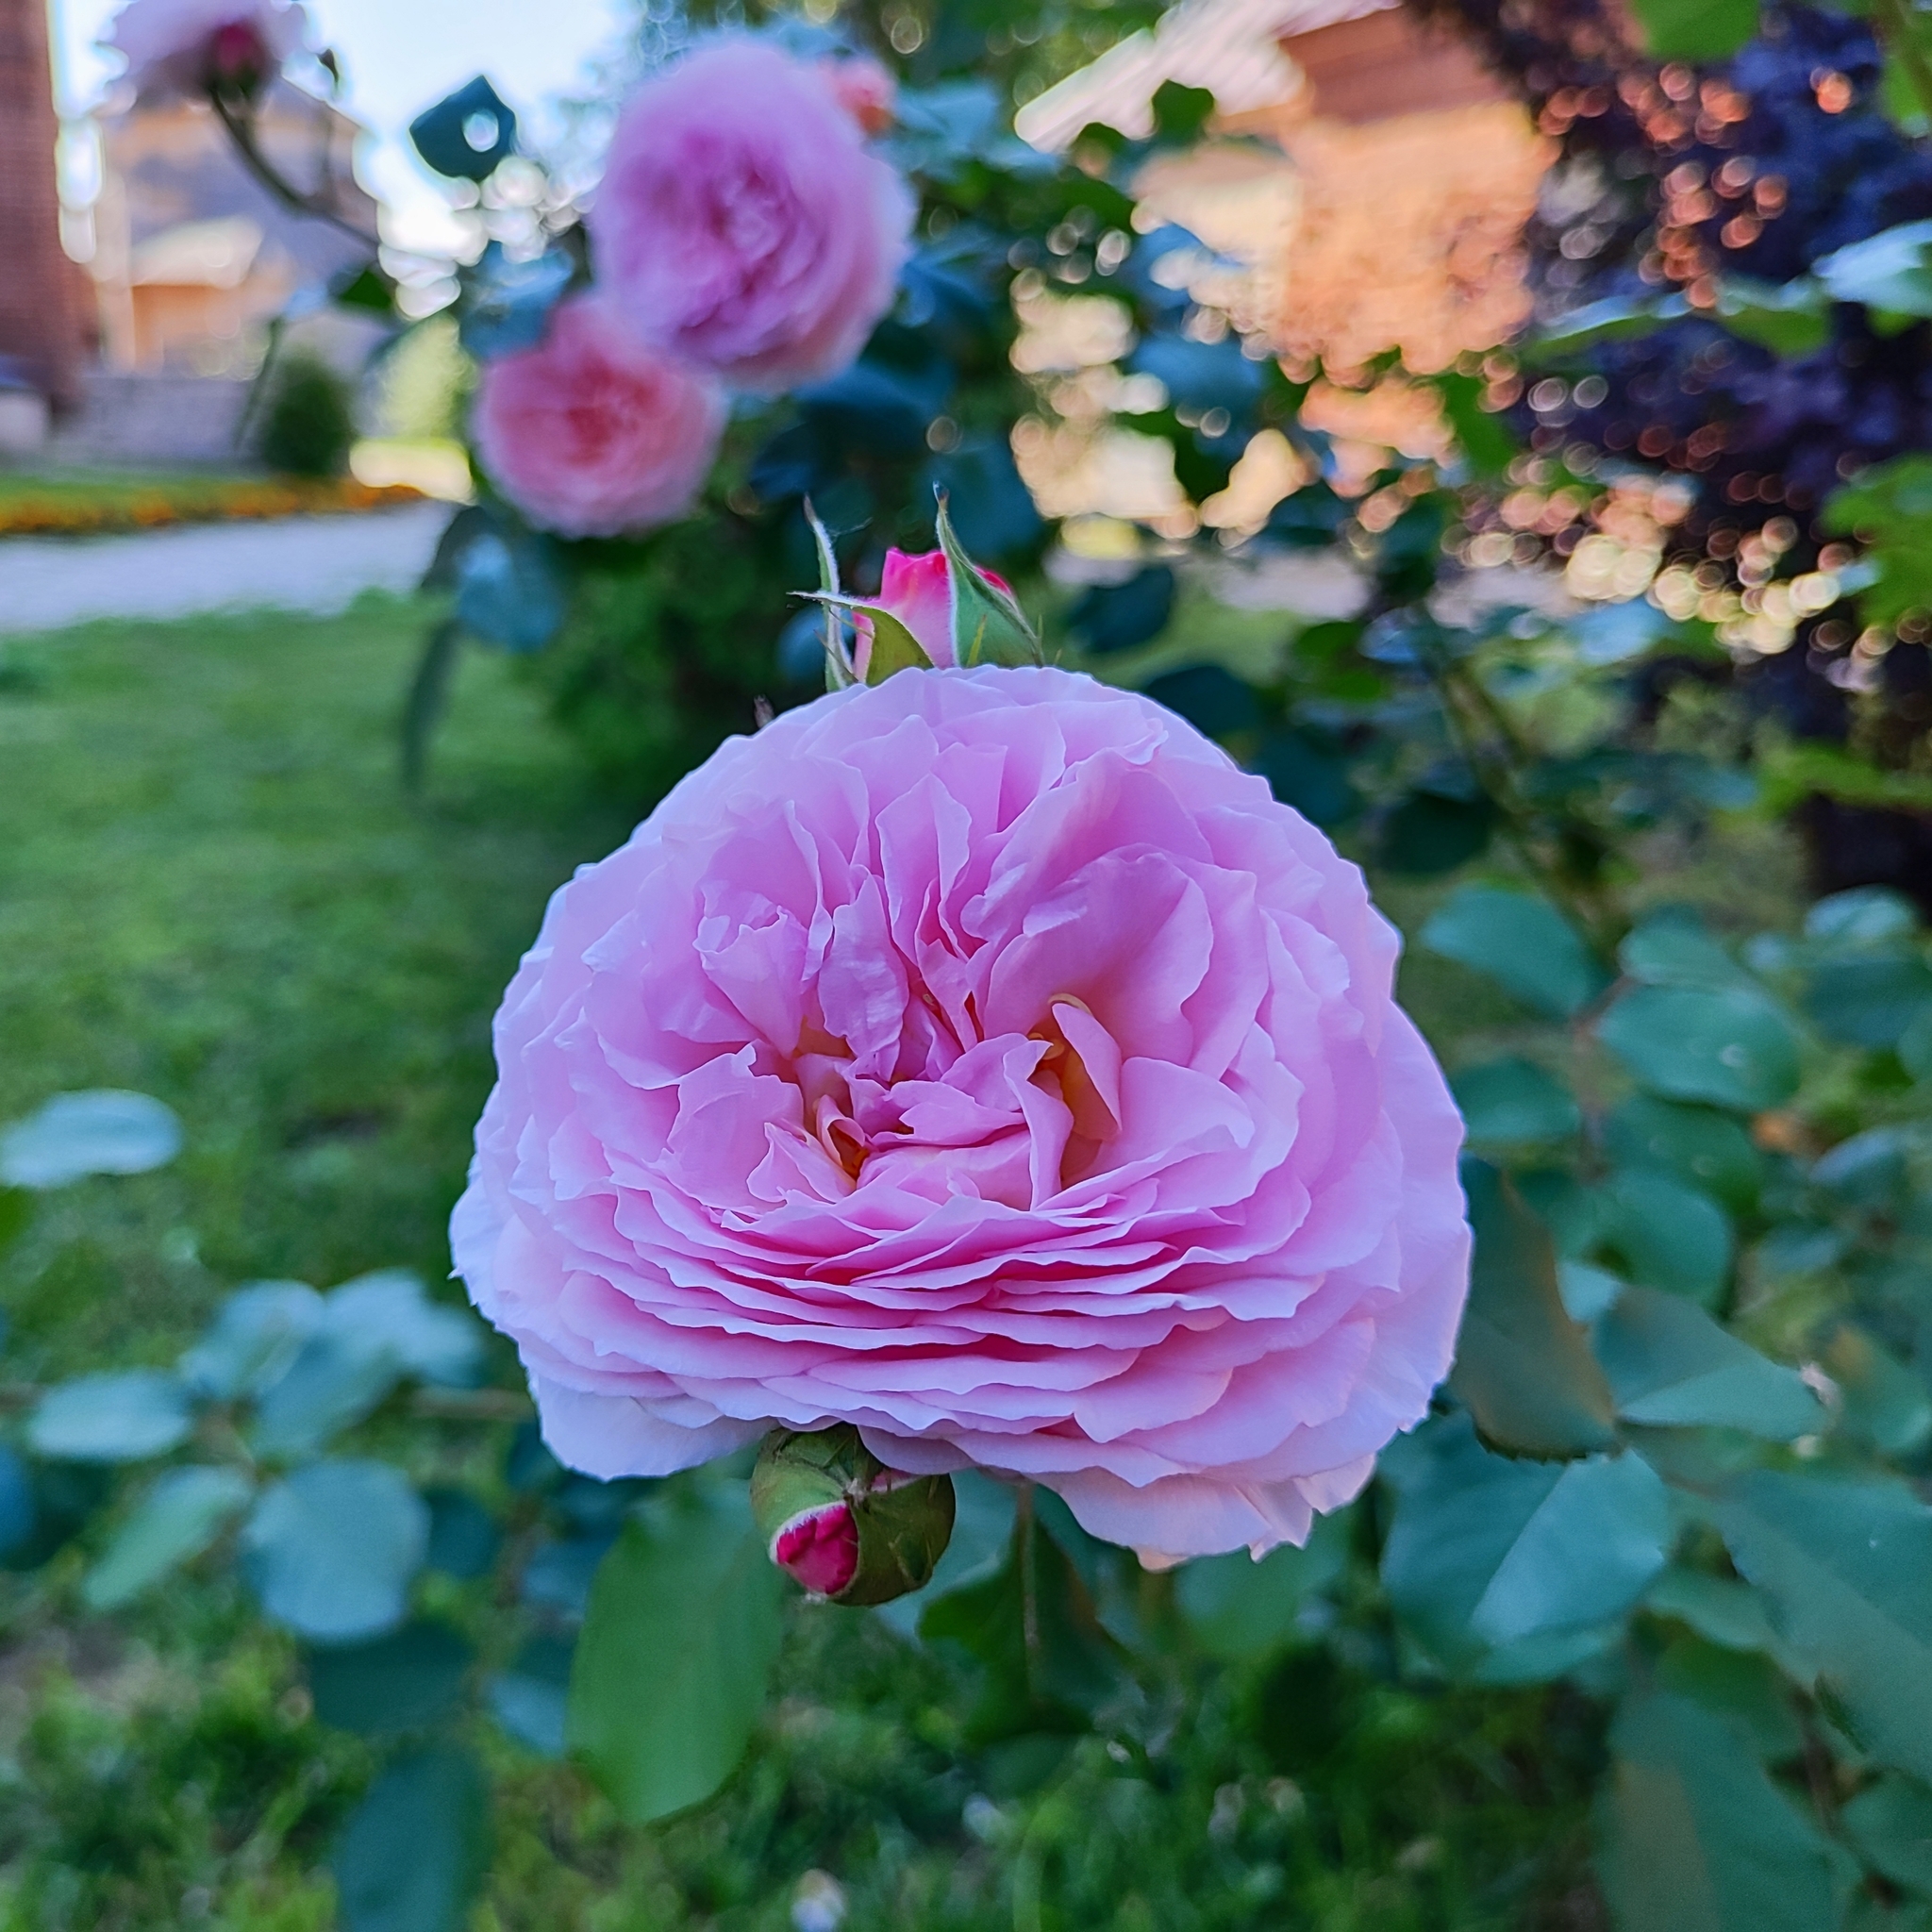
(0, 476, 425, 539)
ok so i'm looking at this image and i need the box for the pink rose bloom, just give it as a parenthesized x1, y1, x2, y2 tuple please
(855, 547, 1015, 678)
(471, 295, 725, 541)
(453, 669, 1469, 1560)
(590, 39, 913, 392)
(822, 54, 898, 136)
(102, 0, 308, 95)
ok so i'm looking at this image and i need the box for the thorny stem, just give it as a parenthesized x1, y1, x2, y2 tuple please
(210, 92, 382, 252)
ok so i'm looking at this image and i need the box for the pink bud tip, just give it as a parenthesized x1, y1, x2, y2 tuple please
(210, 21, 268, 79)
(772, 1500, 859, 1597)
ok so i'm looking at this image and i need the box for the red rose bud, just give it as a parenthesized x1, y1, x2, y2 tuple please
(771, 1499, 860, 1597)
(751, 1424, 955, 1607)
(208, 21, 272, 92)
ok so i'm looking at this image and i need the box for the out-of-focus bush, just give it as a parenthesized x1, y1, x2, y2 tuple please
(259, 352, 358, 479)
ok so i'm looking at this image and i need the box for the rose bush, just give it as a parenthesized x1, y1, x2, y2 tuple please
(471, 295, 725, 540)
(453, 661, 1469, 1559)
(590, 38, 913, 392)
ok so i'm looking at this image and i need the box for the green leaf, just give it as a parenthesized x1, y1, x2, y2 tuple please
(332, 1745, 491, 1932)
(568, 1488, 786, 1824)
(1594, 1169, 1734, 1307)
(1381, 1418, 1668, 1675)
(1823, 1326, 1932, 1457)
(1644, 1566, 1786, 1657)
(1425, 369, 1517, 479)
(1175, 1508, 1351, 1662)
(249, 1272, 483, 1458)
(1621, 909, 1755, 991)
(29, 1371, 193, 1463)
(1596, 1286, 1821, 1438)
(0, 1185, 32, 1260)
(83, 1465, 253, 1611)
(1824, 456, 1932, 629)
(179, 1281, 325, 1401)
(1595, 1690, 1840, 1932)
(242, 1460, 428, 1643)
(1150, 78, 1215, 144)
(1603, 1097, 1764, 1214)
(1596, 985, 1801, 1112)
(1709, 276, 1830, 358)
(1451, 1058, 1581, 1147)
(1843, 1774, 1932, 1894)
(921, 1490, 1127, 1738)
(936, 493, 1041, 668)
(1815, 222, 1932, 319)
(309, 1621, 474, 1737)
(1531, 292, 1682, 361)
(1717, 1471, 1932, 1783)
(1449, 1162, 1618, 1459)
(1421, 887, 1610, 1020)
(487, 1635, 574, 1757)
(1656, 1635, 1806, 1759)
(1625, 0, 1759, 60)
(408, 75, 517, 181)
(1804, 954, 1932, 1050)
(0, 1090, 182, 1190)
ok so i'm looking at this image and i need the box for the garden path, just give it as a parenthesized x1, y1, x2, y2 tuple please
(0, 502, 450, 633)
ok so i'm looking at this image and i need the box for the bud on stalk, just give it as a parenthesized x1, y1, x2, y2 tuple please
(750, 1424, 955, 1607)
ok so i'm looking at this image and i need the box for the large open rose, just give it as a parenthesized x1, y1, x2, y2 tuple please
(589, 38, 912, 392)
(453, 669, 1469, 1559)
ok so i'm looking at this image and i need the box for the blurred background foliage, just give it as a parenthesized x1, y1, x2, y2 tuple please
(9, 0, 1932, 1923)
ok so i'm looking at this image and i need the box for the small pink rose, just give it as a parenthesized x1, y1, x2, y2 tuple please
(822, 54, 897, 136)
(591, 38, 913, 392)
(855, 546, 1015, 676)
(101, 0, 308, 97)
(472, 294, 724, 540)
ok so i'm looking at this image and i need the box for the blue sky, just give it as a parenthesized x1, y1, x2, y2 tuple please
(50, 0, 636, 249)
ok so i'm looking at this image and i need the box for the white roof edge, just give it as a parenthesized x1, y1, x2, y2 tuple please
(1015, 0, 1399, 151)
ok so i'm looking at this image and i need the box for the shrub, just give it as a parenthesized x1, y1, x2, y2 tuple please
(258, 351, 356, 479)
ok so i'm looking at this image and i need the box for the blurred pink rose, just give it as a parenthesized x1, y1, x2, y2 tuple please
(102, 0, 308, 95)
(822, 54, 897, 136)
(454, 668, 1469, 1560)
(854, 546, 1015, 677)
(471, 295, 724, 540)
(591, 38, 913, 391)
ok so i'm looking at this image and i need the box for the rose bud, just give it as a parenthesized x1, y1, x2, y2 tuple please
(853, 546, 1015, 677)
(750, 1424, 956, 1606)
(101, 0, 309, 101)
(822, 54, 897, 137)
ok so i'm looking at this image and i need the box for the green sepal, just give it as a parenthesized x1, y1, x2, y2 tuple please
(799, 596, 937, 684)
(936, 493, 1042, 669)
(803, 499, 856, 691)
(750, 1424, 957, 1607)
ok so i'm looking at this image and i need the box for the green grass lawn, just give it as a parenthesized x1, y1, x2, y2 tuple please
(0, 595, 627, 1384)
(0, 467, 262, 508)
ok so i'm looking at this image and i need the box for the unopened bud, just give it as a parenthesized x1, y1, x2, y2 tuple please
(750, 1424, 955, 1607)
